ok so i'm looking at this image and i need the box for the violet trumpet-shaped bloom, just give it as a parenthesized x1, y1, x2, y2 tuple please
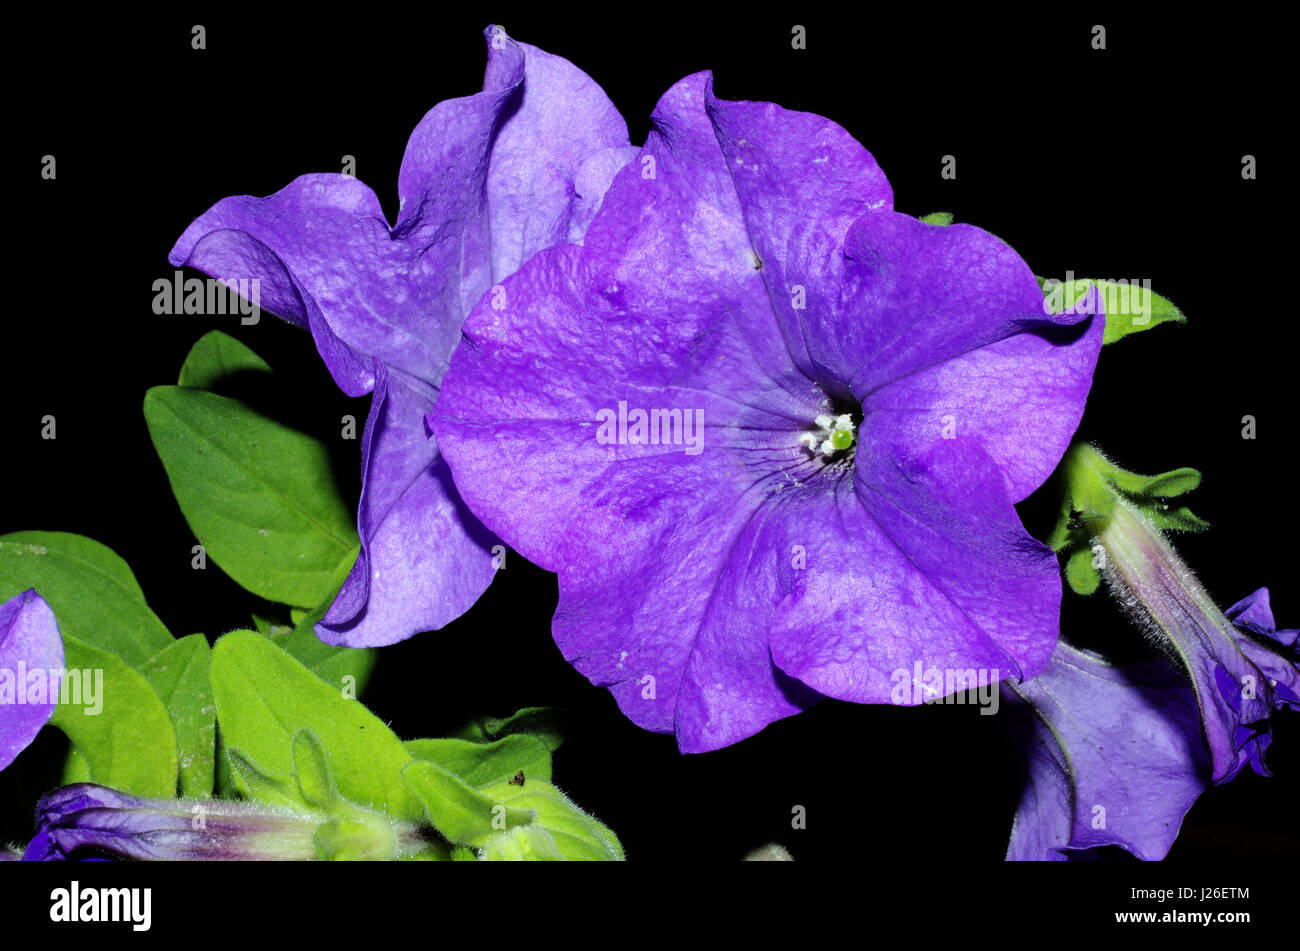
(1099, 501, 1299, 782)
(168, 26, 637, 646)
(1004, 642, 1211, 861)
(0, 589, 64, 771)
(23, 783, 426, 861)
(432, 73, 1104, 751)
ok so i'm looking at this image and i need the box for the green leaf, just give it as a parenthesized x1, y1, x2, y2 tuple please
(178, 330, 272, 390)
(60, 748, 91, 785)
(144, 386, 358, 608)
(477, 780, 624, 861)
(451, 707, 564, 752)
(401, 760, 535, 847)
(209, 630, 422, 822)
(918, 211, 954, 226)
(50, 635, 177, 797)
(142, 635, 216, 797)
(404, 734, 552, 788)
(0, 532, 173, 668)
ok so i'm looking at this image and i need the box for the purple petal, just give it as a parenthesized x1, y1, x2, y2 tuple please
(1005, 644, 1210, 861)
(767, 439, 1061, 701)
(169, 176, 393, 397)
(866, 309, 1103, 503)
(580, 74, 818, 403)
(705, 76, 894, 382)
(318, 367, 497, 646)
(1226, 587, 1299, 649)
(481, 33, 636, 281)
(0, 590, 65, 772)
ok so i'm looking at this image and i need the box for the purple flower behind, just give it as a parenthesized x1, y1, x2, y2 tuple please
(168, 27, 637, 646)
(1004, 642, 1210, 861)
(0, 589, 64, 772)
(432, 73, 1104, 751)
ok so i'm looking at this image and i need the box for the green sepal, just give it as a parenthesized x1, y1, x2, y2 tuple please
(313, 816, 398, 862)
(476, 780, 624, 862)
(142, 634, 216, 797)
(483, 825, 565, 861)
(918, 211, 954, 226)
(401, 760, 536, 848)
(226, 735, 413, 861)
(1049, 443, 1208, 595)
(1063, 547, 1103, 596)
(225, 746, 303, 810)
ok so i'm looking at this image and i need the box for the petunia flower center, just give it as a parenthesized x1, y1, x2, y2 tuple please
(799, 408, 859, 459)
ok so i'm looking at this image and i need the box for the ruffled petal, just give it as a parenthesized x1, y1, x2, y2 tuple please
(318, 367, 497, 647)
(705, 77, 893, 382)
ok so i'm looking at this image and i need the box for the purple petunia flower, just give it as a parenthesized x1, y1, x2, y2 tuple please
(1099, 501, 1299, 782)
(0, 589, 64, 771)
(1004, 642, 1211, 861)
(23, 783, 424, 861)
(168, 26, 637, 646)
(432, 73, 1104, 751)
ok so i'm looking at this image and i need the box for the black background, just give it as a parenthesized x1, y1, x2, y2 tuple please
(3, 5, 1294, 890)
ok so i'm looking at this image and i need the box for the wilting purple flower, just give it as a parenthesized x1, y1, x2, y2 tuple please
(169, 26, 636, 646)
(1004, 642, 1211, 861)
(432, 73, 1104, 751)
(23, 783, 425, 861)
(1099, 502, 1299, 782)
(0, 589, 64, 771)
